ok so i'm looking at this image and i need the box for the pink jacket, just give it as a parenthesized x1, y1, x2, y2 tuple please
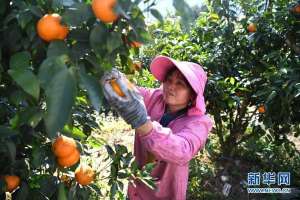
(128, 87, 213, 200)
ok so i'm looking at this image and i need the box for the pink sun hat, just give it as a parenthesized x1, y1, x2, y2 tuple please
(150, 55, 208, 116)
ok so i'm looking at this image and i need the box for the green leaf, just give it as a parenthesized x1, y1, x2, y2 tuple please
(57, 183, 68, 200)
(18, 11, 33, 29)
(38, 55, 69, 89)
(15, 182, 29, 200)
(70, 41, 90, 61)
(45, 67, 76, 138)
(90, 24, 109, 56)
(47, 41, 69, 58)
(266, 90, 277, 103)
(106, 32, 123, 53)
(229, 77, 235, 85)
(87, 136, 106, 149)
(62, 125, 87, 139)
(29, 112, 44, 128)
(110, 182, 117, 200)
(6, 141, 16, 163)
(173, 0, 194, 31)
(150, 9, 163, 23)
(29, 5, 43, 17)
(79, 70, 103, 111)
(0, 1, 7, 15)
(8, 69, 40, 100)
(63, 3, 93, 27)
(0, 126, 19, 138)
(9, 51, 31, 70)
(105, 145, 115, 156)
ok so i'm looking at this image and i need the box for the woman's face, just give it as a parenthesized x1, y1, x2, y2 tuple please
(163, 69, 194, 112)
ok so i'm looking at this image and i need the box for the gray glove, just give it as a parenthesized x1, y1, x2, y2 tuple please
(101, 68, 148, 129)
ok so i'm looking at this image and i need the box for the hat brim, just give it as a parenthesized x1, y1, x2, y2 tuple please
(150, 56, 198, 91)
(150, 56, 177, 82)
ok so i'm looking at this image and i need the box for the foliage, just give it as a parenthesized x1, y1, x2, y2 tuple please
(0, 0, 195, 198)
(144, 0, 300, 156)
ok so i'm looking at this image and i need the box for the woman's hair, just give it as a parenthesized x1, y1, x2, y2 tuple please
(163, 67, 196, 105)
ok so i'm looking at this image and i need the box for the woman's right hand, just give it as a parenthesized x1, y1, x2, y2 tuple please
(100, 68, 149, 129)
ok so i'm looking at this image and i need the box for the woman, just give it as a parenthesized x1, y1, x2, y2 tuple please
(101, 55, 213, 200)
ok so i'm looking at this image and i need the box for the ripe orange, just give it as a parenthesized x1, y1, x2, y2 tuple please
(57, 148, 80, 168)
(110, 79, 125, 97)
(294, 5, 300, 13)
(258, 105, 265, 113)
(247, 23, 257, 33)
(52, 135, 77, 158)
(4, 175, 20, 192)
(75, 164, 95, 185)
(92, 0, 118, 23)
(130, 41, 143, 48)
(37, 14, 69, 42)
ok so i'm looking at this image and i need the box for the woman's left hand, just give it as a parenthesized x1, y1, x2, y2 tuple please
(101, 68, 149, 129)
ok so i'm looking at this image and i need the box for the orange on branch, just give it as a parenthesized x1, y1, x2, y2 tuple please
(57, 148, 80, 168)
(92, 0, 118, 23)
(247, 23, 257, 33)
(4, 175, 20, 192)
(75, 164, 95, 186)
(294, 5, 300, 13)
(258, 105, 265, 113)
(52, 135, 77, 158)
(37, 14, 68, 42)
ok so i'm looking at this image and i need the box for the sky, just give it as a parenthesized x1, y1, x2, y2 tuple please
(140, 0, 203, 21)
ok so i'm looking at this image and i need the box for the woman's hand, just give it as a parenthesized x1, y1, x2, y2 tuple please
(101, 68, 149, 129)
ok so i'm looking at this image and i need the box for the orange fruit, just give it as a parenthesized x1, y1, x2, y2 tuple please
(37, 14, 69, 42)
(109, 78, 135, 97)
(75, 164, 95, 186)
(92, 0, 118, 23)
(130, 41, 142, 48)
(258, 105, 265, 113)
(247, 23, 257, 33)
(52, 135, 77, 158)
(57, 148, 80, 168)
(4, 175, 20, 192)
(110, 79, 125, 97)
(294, 5, 300, 13)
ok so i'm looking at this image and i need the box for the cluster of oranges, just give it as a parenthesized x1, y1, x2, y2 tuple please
(52, 135, 80, 168)
(36, 0, 142, 47)
(1, 135, 95, 192)
(52, 135, 95, 186)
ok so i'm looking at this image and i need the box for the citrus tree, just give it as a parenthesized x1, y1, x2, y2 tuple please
(0, 0, 195, 199)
